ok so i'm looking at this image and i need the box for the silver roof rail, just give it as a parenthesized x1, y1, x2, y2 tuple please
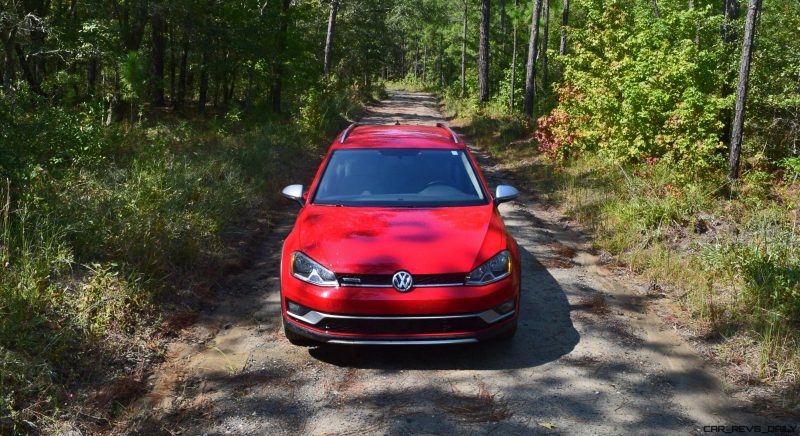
(436, 123, 459, 144)
(340, 123, 359, 143)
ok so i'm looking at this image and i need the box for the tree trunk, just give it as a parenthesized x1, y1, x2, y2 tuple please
(151, 2, 167, 107)
(728, 0, 762, 181)
(198, 50, 209, 112)
(226, 69, 236, 104)
(106, 66, 121, 125)
(3, 45, 15, 91)
(213, 76, 220, 108)
(652, 0, 661, 18)
(523, 0, 543, 118)
(500, 0, 507, 34)
(174, 45, 188, 110)
(689, 0, 700, 46)
(723, 0, 741, 44)
(169, 33, 176, 103)
(510, 0, 518, 111)
(559, 0, 569, 55)
(720, 0, 741, 146)
(15, 44, 45, 95)
(119, 0, 149, 52)
(400, 35, 406, 77)
(439, 33, 445, 87)
(88, 58, 98, 97)
(500, 0, 507, 55)
(1, 28, 17, 92)
(271, 0, 291, 114)
(478, 0, 491, 102)
(461, 0, 468, 96)
(422, 44, 427, 83)
(541, 0, 550, 95)
(323, 0, 339, 76)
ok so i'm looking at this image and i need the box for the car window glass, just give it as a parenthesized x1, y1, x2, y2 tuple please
(314, 148, 487, 207)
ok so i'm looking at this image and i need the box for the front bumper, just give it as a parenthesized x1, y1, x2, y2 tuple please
(281, 271, 519, 315)
(281, 268, 520, 344)
(283, 309, 518, 345)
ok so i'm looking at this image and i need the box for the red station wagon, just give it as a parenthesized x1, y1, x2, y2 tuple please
(280, 123, 521, 345)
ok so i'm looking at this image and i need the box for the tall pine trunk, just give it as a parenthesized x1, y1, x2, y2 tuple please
(500, 0, 507, 55)
(721, 0, 741, 147)
(14, 44, 45, 95)
(151, 2, 167, 107)
(2, 46, 14, 91)
(689, 0, 700, 46)
(559, 0, 569, 55)
(541, 0, 550, 95)
(523, 0, 543, 118)
(198, 49, 209, 112)
(652, 0, 661, 18)
(510, 0, 519, 111)
(174, 45, 188, 110)
(423, 44, 427, 82)
(87, 58, 98, 97)
(461, 0, 468, 96)
(728, 0, 762, 181)
(1, 28, 16, 91)
(478, 0, 491, 103)
(271, 0, 291, 114)
(168, 29, 176, 103)
(323, 0, 339, 76)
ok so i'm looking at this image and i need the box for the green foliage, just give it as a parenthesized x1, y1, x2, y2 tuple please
(0, 84, 369, 430)
(779, 157, 800, 183)
(120, 51, 148, 103)
(704, 207, 800, 321)
(746, 1, 800, 161)
(0, 90, 107, 188)
(549, 0, 728, 173)
(297, 79, 371, 142)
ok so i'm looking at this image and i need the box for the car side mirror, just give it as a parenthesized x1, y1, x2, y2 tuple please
(494, 185, 519, 206)
(282, 184, 305, 207)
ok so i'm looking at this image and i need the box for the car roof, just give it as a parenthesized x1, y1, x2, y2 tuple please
(332, 124, 464, 150)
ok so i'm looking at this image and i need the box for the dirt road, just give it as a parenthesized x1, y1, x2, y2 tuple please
(129, 92, 769, 435)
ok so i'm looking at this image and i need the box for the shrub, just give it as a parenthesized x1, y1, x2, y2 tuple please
(555, 0, 727, 175)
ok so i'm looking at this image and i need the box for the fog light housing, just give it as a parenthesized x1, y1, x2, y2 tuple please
(494, 299, 515, 315)
(286, 299, 311, 316)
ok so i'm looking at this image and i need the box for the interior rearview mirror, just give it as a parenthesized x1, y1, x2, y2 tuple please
(282, 184, 305, 207)
(494, 185, 519, 206)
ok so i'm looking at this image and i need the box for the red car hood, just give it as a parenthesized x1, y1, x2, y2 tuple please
(295, 205, 506, 275)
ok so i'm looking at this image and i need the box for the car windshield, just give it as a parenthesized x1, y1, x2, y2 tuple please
(312, 148, 488, 207)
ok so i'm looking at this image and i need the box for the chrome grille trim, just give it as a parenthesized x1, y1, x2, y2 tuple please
(328, 338, 478, 345)
(337, 282, 466, 288)
(286, 308, 514, 326)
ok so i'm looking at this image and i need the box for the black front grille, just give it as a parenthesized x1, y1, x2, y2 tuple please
(336, 272, 467, 287)
(305, 316, 489, 335)
(337, 273, 392, 286)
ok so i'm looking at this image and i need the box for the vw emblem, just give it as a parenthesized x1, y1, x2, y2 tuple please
(392, 271, 413, 292)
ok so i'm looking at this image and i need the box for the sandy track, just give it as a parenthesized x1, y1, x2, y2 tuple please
(127, 92, 769, 435)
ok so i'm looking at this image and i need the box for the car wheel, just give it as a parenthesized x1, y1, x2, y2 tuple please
(283, 318, 317, 346)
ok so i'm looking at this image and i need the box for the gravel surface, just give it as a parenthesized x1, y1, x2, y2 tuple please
(126, 92, 772, 435)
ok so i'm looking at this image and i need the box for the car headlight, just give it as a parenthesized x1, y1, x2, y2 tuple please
(465, 250, 511, 285)
(291, 252, 338, 286)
